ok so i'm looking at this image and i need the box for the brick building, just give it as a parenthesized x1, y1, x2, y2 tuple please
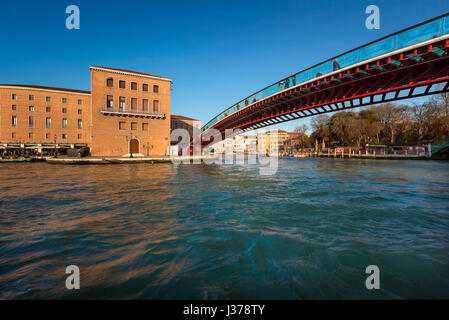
(0, 66, 171, 157)
(170, 115, 201, 141)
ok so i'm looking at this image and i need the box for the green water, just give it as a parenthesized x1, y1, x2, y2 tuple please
(0, 158, 448, 299)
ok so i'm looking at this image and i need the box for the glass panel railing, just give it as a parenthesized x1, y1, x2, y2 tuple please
(445, 16, 449, 34)
(337, 50, 359, 70)
(202, 15, 449, 132)
(396, 19, 443, 48)
(359, 36, 395, 61)
(293, 72, 309, 87)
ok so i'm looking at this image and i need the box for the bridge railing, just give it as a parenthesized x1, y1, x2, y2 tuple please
(432, 136, 449, 154)
(202, 13, 449, 133)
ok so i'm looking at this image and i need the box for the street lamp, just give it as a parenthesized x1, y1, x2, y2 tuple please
(126, 133, 134, 158)
(143, 143, 150, 157)
(54, 134, 57, 158)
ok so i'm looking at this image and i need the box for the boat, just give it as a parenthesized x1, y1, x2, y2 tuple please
(0, 157, 36, 163)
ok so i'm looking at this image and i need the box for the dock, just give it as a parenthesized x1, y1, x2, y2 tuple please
(44, 155, 213, 164)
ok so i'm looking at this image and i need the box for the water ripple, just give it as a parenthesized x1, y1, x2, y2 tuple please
(0, 159, 449, 299)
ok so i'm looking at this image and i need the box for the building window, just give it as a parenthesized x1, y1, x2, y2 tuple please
(142, 99, 149, 112)
(131, 122, 137, 130)
(131, 82, 137, 90)
(29, 95, 34, 101)
(142, 123, 148, 131)
(153, 100, 159, 112)
(62, 134, 67, 139)
(62, 118, 67, 129)
(12, 132, 16, 139)
(46, 106, 51, 112)
(29, 106, 34, 112)
(62, 98, 67, 104)
(11, 105, 17, 111)
(78, 109, 82, 115)
(46, 96, 52, 102)
(142, 83, 149, 92)
(46, 133, 50, 139)
(46, 117, 51, 129)
(78, 134, 82, 139)
(28, 116, 34, 128)
(119, 80, 126, 89)
(12, 94, 17, 100)
(78, 99, 83, 105)
(28, 132, 33, 139)
(11, 115, 17, 128)
(119, 97, 126, 111)
(107, 95, 114, 109)
(119, 121, 126, 130)
(106, 77, 114, 88)
(62, 107, 67, 113)
(78, 119, 83, 129)
(131, 98, 137, 111)
(153, 85, 159, 93)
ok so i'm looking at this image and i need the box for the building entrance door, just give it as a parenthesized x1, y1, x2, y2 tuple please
(130, 139, 139, 154)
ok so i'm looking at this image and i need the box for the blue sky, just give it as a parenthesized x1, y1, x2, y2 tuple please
(1, 0, 448, 134)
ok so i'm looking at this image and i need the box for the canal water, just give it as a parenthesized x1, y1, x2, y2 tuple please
(0, 158, 448, 299)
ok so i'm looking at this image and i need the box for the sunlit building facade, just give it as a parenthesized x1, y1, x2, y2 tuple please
(0, 66, 172, 157)
(257, 130, 289, 154)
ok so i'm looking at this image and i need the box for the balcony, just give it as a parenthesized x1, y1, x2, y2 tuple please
(101, 107, 165, 119)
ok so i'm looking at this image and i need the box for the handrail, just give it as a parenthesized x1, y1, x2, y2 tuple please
(101, 108, 165, 117)
(432, 136, 449, 154)
(202, 12, 449, 132)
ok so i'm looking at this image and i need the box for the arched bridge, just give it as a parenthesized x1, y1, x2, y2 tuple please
(199, 13, 449, 144)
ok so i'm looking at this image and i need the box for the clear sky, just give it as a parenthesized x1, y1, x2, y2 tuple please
(1, 0, 448, 134)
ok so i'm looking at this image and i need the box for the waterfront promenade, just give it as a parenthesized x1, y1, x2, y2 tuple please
(41, 155, 215, 164)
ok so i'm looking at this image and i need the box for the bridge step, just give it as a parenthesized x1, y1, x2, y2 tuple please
(406, 53, 423, 62)
(370, 64, 384, 71)
(432, 47, 447, 57)
(389, 59, 402, 67)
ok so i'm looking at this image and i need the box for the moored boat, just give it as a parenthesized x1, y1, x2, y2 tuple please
(0, 157, 36, 163)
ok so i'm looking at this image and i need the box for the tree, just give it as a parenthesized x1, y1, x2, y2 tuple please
(431, 84, 449, 118)
(294, 124, 308, 135)
(360, 108, 382, 144)
(329, 111, 356, 146)
(373, 103, 407, 145)
(311, 114, 330, 145)
(411, 102, 440, 143)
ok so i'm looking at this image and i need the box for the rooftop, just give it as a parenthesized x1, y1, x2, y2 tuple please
(171, 114, 199, 121)
(90, 66, 171, 81)
(0, 84, 91, 94)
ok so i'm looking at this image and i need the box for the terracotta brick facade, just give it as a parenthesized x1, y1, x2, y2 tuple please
(0, 85, 91, 147)
(0, 66, 172, 157)
(170, 114, 201, 141)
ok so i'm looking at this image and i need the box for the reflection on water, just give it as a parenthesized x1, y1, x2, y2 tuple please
(0, 159, 448, 299)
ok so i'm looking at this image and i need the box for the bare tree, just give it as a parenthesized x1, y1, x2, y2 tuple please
(311, 114, 330, 145)
(294, 124, 308, 135)
(373, 103, 407, 145)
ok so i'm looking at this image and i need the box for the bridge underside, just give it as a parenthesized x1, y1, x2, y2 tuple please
(203, 38, 449, 144)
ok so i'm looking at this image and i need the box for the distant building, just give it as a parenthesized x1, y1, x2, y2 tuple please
(257, 130, 289, 154)
(214, 134, 257, 154)
(283, 132, 309, 153)
(233, 135, 257, 153)
(170, 115, 201, 142)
